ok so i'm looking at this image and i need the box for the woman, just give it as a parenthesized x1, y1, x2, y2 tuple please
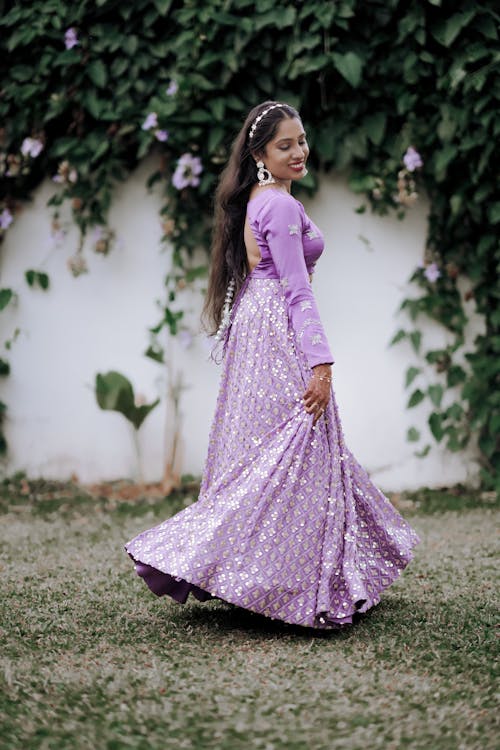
(125, 101, 420, 630)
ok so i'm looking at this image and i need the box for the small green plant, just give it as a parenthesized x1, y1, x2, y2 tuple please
(95, 370, 159, 482)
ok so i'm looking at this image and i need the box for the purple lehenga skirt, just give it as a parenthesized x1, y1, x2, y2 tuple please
(125, 277, 420, 629)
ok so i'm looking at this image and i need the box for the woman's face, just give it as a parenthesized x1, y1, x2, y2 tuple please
(257, 116, 309, 182)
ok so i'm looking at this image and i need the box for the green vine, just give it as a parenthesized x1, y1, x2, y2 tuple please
(1, 0, 499, 489)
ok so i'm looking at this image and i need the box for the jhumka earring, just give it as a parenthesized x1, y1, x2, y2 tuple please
(256, 160, 276, 186)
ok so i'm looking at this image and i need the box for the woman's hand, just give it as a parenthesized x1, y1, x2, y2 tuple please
(303, 364, 332, 424)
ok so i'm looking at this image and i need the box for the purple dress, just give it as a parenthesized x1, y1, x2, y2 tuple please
(125, 188, 420, 630)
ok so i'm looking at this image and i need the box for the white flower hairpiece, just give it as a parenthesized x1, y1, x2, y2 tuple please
(248, 103, 285, 141)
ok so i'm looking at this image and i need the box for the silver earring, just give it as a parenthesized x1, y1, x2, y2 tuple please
(256, 160, 276, 186)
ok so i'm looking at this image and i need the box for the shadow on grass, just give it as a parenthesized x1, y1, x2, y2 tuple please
(123, 593, 396, 642)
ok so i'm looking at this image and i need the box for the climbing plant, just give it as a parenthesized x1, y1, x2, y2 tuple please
(1, 0, 499, 488)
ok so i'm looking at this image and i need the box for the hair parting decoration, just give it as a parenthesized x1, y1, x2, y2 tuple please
(202, 100, 300, 337)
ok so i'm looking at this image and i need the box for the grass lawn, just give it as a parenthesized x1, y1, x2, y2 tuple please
(0, 479, 497, 750)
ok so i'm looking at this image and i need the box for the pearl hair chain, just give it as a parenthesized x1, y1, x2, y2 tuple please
(214, 278, 236, 341)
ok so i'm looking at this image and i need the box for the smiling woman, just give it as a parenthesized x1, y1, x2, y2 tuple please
(124, 100, 420, 631)
(252, 115, 310, 180)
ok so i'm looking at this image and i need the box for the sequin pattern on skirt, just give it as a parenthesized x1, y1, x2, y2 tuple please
(125, 278, 420, 629)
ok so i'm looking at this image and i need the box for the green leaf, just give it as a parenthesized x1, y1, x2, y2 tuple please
(154, 0, 173, 15)
(111, 57, 129, 77)
(450, 194, 462, 216)
(164, 308, 184, 336)
(87, 60, 108, 88)
(348, 173, 376, 193)
(429, 412, 444, 441)
(487, 203, 500, 224)
(82, 90, 103, 119)
(364, 113, 386, 146)
(38, 272, 50, 290)
(25, 270, 49, 290)
(407, 426, 420, 442)
(428, 384, 444, 407)
(254, 6, 296, 31)
(446, 402, 464, 420)
(476, 15, 498, 41)
(134, 399, 161, 430)
(434, 144, 458, 174)
(407, 389, 425, 408)
(123, 35, 139, 55)
(432, 10, 476, 47)
(145, 345, 164, 363)
(96, 371, 134, 413)
(415, 444, 431, 458)
(0, 359, 10, 376)
(390, 329, 407, 346)
(446, 429, 463, 452)
(187, 109, 212, 124)
(437, 104, 458, 142)
(405, 366, 421, 388)
(447, 365, 466, 387)
(332, 51, 364, 88)
(0, 289, 13, 312)
(95, 371, 160, 431)
(207, 126, 225, 154)
(184, 265, 208, 283)
(409, 331, 422, 354)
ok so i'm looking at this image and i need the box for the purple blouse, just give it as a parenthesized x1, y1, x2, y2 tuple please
(246, 188, 334, 369)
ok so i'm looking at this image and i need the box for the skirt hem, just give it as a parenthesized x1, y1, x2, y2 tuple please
(126, 539, 419, 631)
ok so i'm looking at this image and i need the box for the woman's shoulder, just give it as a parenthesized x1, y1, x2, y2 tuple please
(247, 188, 302, 219)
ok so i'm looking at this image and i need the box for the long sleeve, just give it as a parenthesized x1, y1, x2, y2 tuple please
(258, 192, 334, 369)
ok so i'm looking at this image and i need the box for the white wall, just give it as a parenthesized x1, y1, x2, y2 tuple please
(0, 158, 482, 490)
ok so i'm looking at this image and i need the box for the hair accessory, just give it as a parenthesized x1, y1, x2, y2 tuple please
(256, 160, 276, 186)
(248, 103, 285, 141)
(214, 278, 236, 341)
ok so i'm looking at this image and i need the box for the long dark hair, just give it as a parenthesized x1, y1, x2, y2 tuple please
(203, 100, 300, 334)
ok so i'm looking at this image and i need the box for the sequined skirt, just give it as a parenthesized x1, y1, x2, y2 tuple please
(125, 278, 420, 629)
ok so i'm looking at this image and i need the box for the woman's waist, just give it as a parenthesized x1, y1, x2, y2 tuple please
(249, 267, 314, 281)
(249, 267, 280, 280)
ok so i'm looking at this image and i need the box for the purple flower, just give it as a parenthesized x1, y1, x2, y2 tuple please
(155, 129, 169, 142)
(166, 80, 178, 96)
(142, 112, 158, 131)
(0, 208, 13, 230)
(21, 137, 44, 158)
(424, 262, 441, 283)
(403, 146, 423, 172)
(64, 28, 79, 50)
(44, 228, 66, 250)
(172, 153, 203, 190)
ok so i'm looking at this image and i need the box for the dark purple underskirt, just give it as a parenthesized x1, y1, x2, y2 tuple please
(128, 554, 215, 603)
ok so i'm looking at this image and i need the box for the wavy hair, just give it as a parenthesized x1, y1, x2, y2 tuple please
(202, 100, 300, 334)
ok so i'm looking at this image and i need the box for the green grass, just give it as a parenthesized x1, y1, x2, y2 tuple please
(0, 479, 498, 750)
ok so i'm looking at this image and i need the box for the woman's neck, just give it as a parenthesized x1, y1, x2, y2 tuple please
(275, 178, 292, 193)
